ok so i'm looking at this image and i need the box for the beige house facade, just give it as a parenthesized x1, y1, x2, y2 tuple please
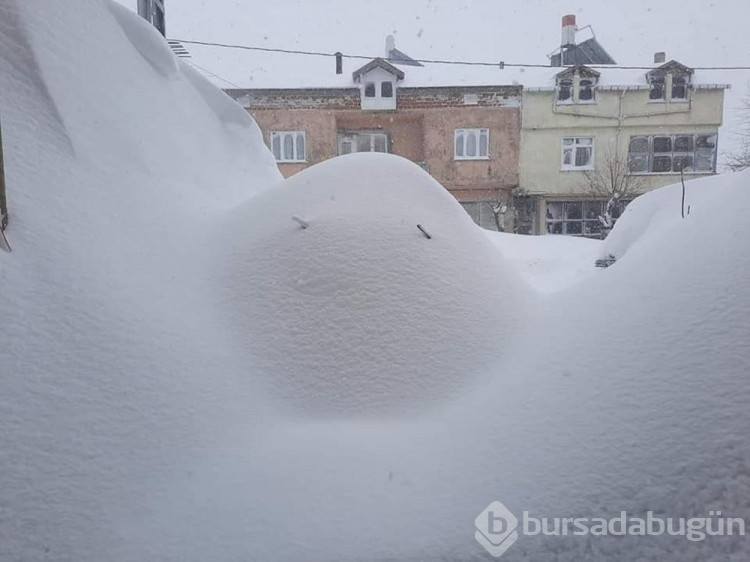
(518, 60, 728, 236)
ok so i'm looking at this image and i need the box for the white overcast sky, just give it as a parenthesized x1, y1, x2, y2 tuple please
(115, 0, 750, 157)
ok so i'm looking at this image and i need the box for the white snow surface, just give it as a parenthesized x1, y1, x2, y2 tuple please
(487, 231, 601, 293)
(2, 1, 750, 561)
(217, 152, 531, 416)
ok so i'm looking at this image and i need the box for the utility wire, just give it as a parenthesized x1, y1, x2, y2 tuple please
(185, 59, 242, 88)
(172, 38, 750, 71)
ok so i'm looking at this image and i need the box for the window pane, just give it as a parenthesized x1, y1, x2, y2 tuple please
(673, 155, 693, 172)
(283, 133, 294, 160)
(547, 202, 563, 221)
(696, 134, 717, 148)
(584, 220, 602, 236)
(649, 77, 665, 100)
(563, 147, 573, 166)
(558, 79, 572, 102)
(339, 140, 353, 155)
(579, 80, 594, 101)
(565, 202, 582, 220)
(357, 135, 371, 152)
(295, 133, 305, 161)
(653, 137, 672, 153)
(674, 136, 693, 152)
(364, 82, 375, 97)
(584, 201, 603, 220)
(271, 134, 281, 160)
(652, 155, 672, 172)
(565, 221, 582, 235)
(373, 134, 387, 153)
(672, 76, 687, 99)
(629, 137, 649, 152)
(455, 131, 464, 157)
(479, 130, 488, 157)
(575, 146, 592, 167)
(466, 131, 477, 157)
(695, 150, 715, 171)
(381, 81, 393, 98)
(628, 154, 649, 172)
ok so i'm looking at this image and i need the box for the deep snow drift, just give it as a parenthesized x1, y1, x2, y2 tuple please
(1, 1, 749, 561)
(218, 153, 530, 415)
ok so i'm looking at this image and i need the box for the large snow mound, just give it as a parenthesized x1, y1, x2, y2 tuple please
(1, 1, 749, 561)
(0, 0, 280, 559)
(218, 152, 530, 415)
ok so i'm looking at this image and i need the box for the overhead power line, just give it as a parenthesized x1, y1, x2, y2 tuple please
(171, 38, 750, 72)
(185, 60, 242, 88)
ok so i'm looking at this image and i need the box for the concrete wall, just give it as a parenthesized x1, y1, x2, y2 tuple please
(519, 86, 726, 233)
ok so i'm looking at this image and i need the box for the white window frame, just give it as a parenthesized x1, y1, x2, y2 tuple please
(546, 200, 629, 238)
(454, 128, 489, 160)
(627, 133, 717, 175)
(270, 131, 306, 163)
(337, 131, 389, 155)
(561, 137, 594, 171)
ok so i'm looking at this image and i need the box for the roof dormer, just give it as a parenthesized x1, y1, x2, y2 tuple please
(646, 60, 693, 101)
(555, 65, 600, 104)
(352, 58, 404, 111)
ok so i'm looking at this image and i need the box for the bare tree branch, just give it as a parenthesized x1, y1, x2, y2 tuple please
(726, 92, 750, 172)
(582, 142, 646, 200)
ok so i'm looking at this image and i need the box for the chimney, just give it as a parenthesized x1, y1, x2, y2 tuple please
(654, 51, 666, 64)
(561, 14, 576, 48)
(385, 34, 396, 58)
(335, 52, 343, 74)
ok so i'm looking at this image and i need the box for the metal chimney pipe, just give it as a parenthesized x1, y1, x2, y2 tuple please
(335, 52, 343, 74)
(561, 14, 576, 48)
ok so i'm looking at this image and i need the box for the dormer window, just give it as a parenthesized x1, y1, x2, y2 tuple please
(649, 76, 666, 100)
(555, 66, 599, 104)
(647, 61, 693, 102)
(352, 58, 404, 111)
(671, 75, 688, 100)
(579, 78, 596, 102)
(557, 79, 573, 102)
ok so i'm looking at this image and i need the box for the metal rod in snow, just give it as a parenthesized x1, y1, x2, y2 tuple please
(417, 224, 432, 239)
(291, 215, 310, 229)
(680, 168, 686, 219)
(0, 116, 7, 231)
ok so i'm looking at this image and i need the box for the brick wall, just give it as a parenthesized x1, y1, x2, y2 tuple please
(227, 85, 521, 206)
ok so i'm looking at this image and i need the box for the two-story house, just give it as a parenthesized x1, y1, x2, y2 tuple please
(517, 18, 728, 236)
(223, 15, 728, 236)
(225, 37, 522, 231)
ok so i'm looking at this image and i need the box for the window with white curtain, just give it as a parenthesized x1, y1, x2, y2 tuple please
(270, 131, 306, 162)
(561, 137, 594, 170)
(454, 128, 489, 160)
